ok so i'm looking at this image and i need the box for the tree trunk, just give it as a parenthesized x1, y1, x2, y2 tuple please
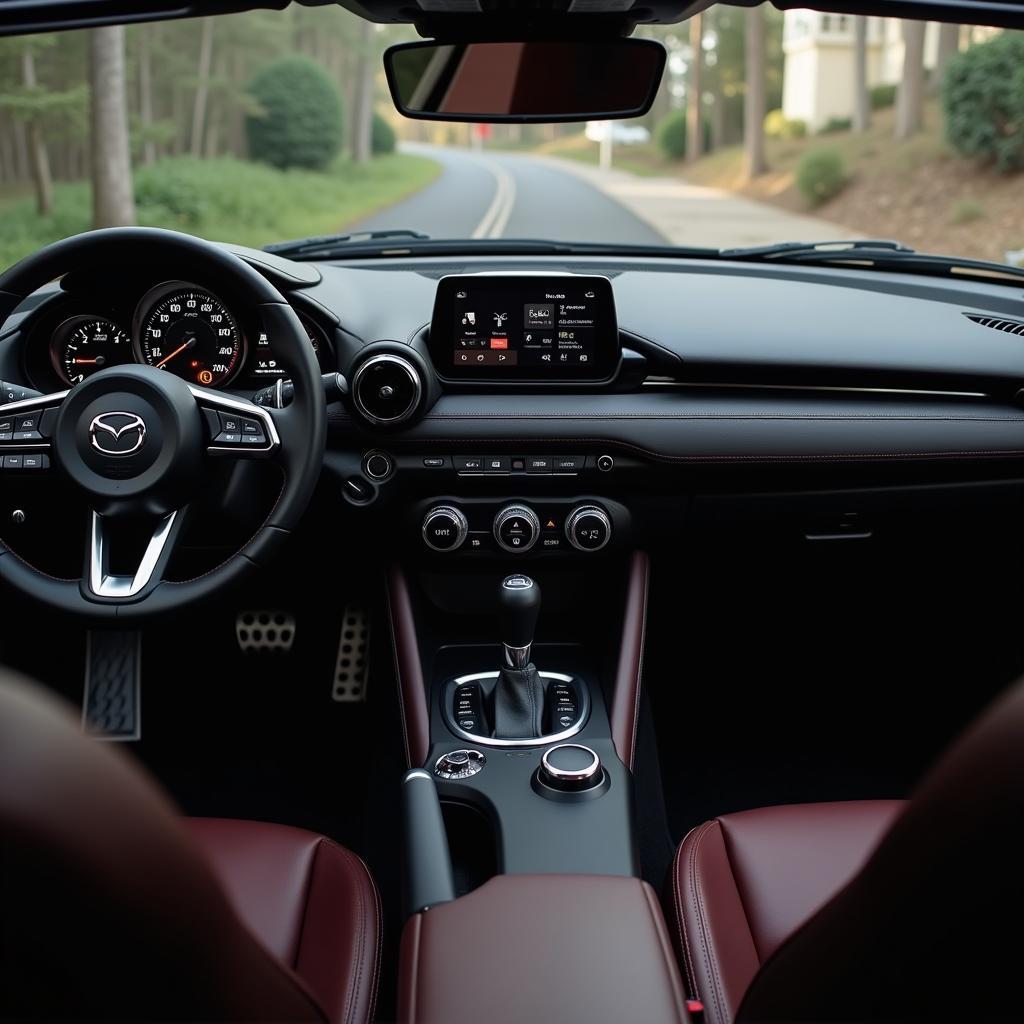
(190, 18, 215, 158)
(710, 89, 725, 152)
(90, 25, 136, 228)
(743, 6, 767, 180)
(686, 13, 703, 163)
(351, 19, 374, 163)
(139, 24, 157, 165)
(853, 16, 871, 132)
(933, 23, 961, 93)
(21, 47, 54, 216)
(895, 20, 926, 140)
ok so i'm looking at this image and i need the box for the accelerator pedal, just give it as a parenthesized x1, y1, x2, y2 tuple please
(236, 611, 296, 652)
(333, 605, 370, 703)
(82, 630, 141, 741)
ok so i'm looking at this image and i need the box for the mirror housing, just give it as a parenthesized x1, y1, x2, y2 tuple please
(383, 38, 666, 124)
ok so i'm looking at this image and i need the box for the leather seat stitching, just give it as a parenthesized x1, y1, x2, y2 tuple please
(690, 821, 731, 1024)
(348, 848, 382, 1024)
(338, 843, 367, 1024)
(671, 834, 699, 996)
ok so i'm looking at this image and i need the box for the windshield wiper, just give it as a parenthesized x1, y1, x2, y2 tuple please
(264, 229, 430, 258)
(719, 238, 1024, 285)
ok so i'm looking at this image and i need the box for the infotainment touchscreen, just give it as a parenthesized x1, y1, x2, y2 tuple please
(430, 275, 619, 381)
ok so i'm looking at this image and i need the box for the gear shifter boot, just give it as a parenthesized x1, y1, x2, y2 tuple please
(493, 663, 544, 738)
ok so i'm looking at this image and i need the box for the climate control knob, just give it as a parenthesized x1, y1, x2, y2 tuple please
(422, 505, 468, 552)
(566, 505, 612, 552)
(493, 504, 540, 554)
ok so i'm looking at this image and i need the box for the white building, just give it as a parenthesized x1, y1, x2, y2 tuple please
(781, 13, 943, 133)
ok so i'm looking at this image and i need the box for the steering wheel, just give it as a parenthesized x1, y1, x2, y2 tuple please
(0, 228, 326, 619)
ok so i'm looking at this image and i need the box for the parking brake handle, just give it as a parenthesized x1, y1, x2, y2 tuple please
(402, 769, 456, 917)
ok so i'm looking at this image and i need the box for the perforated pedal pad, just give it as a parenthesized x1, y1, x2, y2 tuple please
(236, 611, 296, 652)
(83, 630, 141, 741)
(333, 605, 370, 702)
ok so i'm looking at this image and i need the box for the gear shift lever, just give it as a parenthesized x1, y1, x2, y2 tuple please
(498, 574, 541, 669)
(493, 574, 544, 738)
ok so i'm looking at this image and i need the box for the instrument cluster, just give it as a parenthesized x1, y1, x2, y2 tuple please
(29, 279, 332, 392)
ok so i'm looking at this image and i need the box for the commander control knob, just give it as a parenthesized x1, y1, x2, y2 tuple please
(566, 505, 612, 552)
(422, 505, 468, 552)
(538, 744, 603, 793)
(494, 504, 540, 554)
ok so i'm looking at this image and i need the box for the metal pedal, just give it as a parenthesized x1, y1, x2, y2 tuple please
(333, 605, 370, 702)
(83, 630, 141, 741)
(236, 611, 296, 652)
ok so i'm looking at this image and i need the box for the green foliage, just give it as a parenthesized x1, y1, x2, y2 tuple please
(820, 116, 853, 134)
(869, 84, 898, 110)
(0, 153, 440, 270)
(246, 55, 343, 170)
(654, 110, 711, 160)
(942, 32, 1024, 173)
(656, 110, 687, 160)
(949, 198, 985, 225)
(371, 112, 396, 155)
(764, 109, 806, 139)
(795, 147, 847, 206)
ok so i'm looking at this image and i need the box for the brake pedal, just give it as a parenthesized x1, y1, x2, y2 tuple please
(236, 611, 296, 652)
(83, 630, 141, 741)
(333, 605, 370, 702)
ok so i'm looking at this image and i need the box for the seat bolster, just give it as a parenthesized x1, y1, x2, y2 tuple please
(671, 820, 761, 1024)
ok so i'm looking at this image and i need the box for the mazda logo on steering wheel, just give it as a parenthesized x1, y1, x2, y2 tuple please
(89, 412, 147, 457)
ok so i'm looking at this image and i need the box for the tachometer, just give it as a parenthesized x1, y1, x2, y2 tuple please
(137, 285, 243, 387)
(52, 316, 132, 385)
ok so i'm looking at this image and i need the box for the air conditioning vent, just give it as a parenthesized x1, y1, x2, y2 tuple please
(352, 353, 422, 425)
(964, 313, 1024, 336)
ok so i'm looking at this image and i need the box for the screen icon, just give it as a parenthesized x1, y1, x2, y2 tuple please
(461, 311, 476, 326)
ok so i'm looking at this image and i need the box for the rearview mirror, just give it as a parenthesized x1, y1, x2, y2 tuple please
(383, 38, 666, 123)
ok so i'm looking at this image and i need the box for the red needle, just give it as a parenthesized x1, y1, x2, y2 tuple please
(73, 358, 100, 364)
(156, 338, 195, 368)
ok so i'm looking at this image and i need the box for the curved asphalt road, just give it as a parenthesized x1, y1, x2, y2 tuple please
(350, 143, 666, 245)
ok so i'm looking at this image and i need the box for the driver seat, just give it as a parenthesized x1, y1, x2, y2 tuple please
(0, 674, 380, 1023)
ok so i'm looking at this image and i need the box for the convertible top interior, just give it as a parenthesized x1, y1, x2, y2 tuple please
(3, 0, 1024, 1021)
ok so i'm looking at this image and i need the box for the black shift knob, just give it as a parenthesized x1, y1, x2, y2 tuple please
(498, 574, 541, 665)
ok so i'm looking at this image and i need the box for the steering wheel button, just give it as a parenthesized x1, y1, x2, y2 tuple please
(241, 421, 261, 435)
(216, 432, 241, 444)
(219, 414, 240, 433)
(241, 433, 267, 445)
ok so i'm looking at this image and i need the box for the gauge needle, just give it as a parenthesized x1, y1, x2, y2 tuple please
(73, 357, 103, 365)
(156, 337, 196, 368)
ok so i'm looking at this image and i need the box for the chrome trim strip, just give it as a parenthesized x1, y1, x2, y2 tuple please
(445, 670, 589, 748)
(89, 509, 177, 599)
(0, 389, 70, 413)
(541, 743, 600, 783)
(404, 769, 433, 783)
(641, 379, 989, 398)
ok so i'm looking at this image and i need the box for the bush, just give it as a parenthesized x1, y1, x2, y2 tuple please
(372, 112, 397, 155)
(943, 33, 1024, 173)
(246, 56, 343, 171)
(795, 147, 847, 206)
(764, 109, 807, 139)
(656, 110, 687, 159)
(654, 110, 711, 160)
(949, 198, 986, 225)
(820, 116, 853, 134)
(869, 84, 898, 110)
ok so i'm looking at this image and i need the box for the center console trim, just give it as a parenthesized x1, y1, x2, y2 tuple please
(445, 670, 590, 747)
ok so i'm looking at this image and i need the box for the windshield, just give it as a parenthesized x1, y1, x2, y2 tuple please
(0, 7, 1020, 268)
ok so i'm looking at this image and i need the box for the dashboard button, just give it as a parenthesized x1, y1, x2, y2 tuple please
(422, 505, 469, 552)
(597, 454, 615, 472)
(526, 456, 553, 474)
(484, 456, 511, 474)
(0, 420, 12, 434)
(363, 451, 394, 480)
(422, 457, 447, 468)
(553, 455, 585, 473)
(494, 504, 540, 554)
(14, 413, 39, 432)
(566, 505, 612, 552)
(454, 456, 484, 473)
(3, 456, 23, 470)
(22, 454, 44, 470)
(13, 431, 41, 442)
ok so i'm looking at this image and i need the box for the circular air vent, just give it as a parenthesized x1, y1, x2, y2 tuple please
(352, 353, 423, 425)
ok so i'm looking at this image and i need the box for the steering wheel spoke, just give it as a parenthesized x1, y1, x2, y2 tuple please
(0, 388, 69, 467)
(189, 384, 281, 459)
(87, 507, 184, 601)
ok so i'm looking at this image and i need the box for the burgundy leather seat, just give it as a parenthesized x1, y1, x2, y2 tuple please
(0, 674, 380, 1023)
(671, 678, 1024, 1022)
(671, 800, 902, 1024)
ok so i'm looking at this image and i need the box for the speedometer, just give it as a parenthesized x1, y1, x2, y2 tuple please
(137, 285, 243, 387)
